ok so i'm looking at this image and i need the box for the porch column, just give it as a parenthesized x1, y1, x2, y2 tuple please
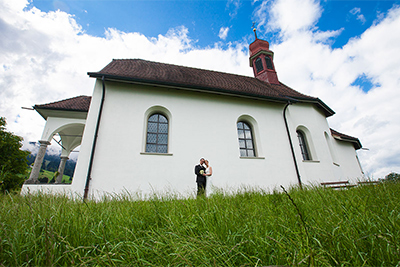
(55, 156, 69, 184)
(25, 140, 50, 184)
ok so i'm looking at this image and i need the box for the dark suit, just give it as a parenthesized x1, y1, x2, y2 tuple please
(195, 164, 206, 196)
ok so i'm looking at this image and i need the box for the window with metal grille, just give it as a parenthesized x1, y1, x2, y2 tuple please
(146, 114, 168, 153)
(237, 122, 256, 157)
(255, 58, 264, 73)
(297, 130, 311, 160)
(265, 56, 274, 70)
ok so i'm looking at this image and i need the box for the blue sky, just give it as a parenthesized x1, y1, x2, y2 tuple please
(26, 0, 398, 92)
(29, 0, 256, 47)
(1, 0, 400, 177)
(29, 0, 397, 50)
(318, 1, 394, 47)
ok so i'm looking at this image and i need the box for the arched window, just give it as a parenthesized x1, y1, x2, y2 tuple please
(146, 113, 168, 153)
(237, 122, 255, 157)
(297, 130, 311, 160)
(255, 58, 264, 73)
(265, 56, 274, 70)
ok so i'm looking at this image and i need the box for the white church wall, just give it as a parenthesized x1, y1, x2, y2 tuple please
(323, 131, 346, 182)
(333, 139, 364, 182)
(285, 104, 364, 184)
(70, 79, 363, 200)
(69, 81, 105, 197)
(286, 104, 338, 184)
(73, 80, 307, 199)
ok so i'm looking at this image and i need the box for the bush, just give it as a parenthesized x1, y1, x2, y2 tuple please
(0, 169, 26, 192)
(0, 117, 30, 192)
(385, 172, 400, 182)
(38, 177, 49, 184)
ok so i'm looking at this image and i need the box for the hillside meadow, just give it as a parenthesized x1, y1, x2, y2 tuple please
(0, 183, 399, 266)
(23, 169, 72, 184)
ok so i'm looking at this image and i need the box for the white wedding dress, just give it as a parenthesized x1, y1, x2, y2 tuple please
(205, 166, 213, 196)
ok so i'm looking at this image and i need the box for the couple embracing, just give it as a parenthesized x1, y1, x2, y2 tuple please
(194, 158, 213, 197)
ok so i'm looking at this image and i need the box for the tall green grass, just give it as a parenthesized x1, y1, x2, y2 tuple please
(1, 183, 399, 266)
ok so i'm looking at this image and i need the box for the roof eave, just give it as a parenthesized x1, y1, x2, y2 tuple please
(88, 72, 335, 116)
(33, 106, 88, 120)
(292, 97, 335, 117)
(33, 106, 48, 120)
(332, 135, 362, 150)
(88, 72, 294, 103)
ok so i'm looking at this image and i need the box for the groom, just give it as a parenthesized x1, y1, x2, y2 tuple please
(194, 158, 207, 197)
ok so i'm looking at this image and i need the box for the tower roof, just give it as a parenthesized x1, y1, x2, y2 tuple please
(249, 38, 271, 59)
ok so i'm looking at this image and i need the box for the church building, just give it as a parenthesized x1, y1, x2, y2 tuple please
(22, 36, 364, 199)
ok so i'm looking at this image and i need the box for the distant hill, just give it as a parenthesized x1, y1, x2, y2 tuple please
(27, 152, 77, 178)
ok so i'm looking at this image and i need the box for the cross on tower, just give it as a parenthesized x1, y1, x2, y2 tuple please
(252, 22, 258, 39)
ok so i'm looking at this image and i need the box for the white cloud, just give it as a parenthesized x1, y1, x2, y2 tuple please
(1, 0, 399, 179)
(255, 0, 322, 36)
(350, 7, 367, 24)
(227, 0, 241, 19)
(261, 0, 400, 178)
(312, 28, 343, 42)
(218, 27, 230, 40)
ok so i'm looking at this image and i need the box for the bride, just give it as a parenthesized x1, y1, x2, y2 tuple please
(204, 159, 213, 196)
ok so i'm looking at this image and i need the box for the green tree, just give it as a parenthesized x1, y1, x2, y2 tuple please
(385, 172, 400, 182)
(0, 117, 30, 192)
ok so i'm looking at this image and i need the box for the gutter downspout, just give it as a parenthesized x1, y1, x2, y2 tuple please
(83, 76, 106, 200)
(283, 102, 302, 188)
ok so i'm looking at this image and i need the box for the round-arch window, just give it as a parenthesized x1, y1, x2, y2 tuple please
(237, 121, 255, 157)
(265, 56, 274, 70)
(146, 114, 168, 153)
(255, 58, 264, 73)
(297, 130, 311, 160)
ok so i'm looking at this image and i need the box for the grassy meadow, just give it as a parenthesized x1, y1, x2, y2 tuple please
(0, 182, 399, 266)
(24, 169, 72, 184)
(38, 169, 71, 184)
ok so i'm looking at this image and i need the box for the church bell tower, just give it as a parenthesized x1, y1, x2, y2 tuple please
(249, 28, 279, 84)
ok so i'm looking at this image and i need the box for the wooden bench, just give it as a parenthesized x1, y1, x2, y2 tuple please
(320, 180, 356, 189)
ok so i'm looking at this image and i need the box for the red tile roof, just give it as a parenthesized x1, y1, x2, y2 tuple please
(88, 59, 335, 117)
(330, 128, 362, 150)
(34, 95, 91, 112)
